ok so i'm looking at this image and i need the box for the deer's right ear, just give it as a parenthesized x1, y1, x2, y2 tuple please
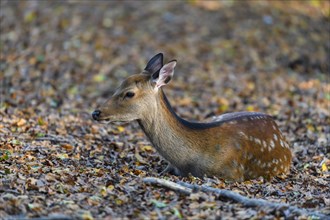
(144, 53, 163, 76)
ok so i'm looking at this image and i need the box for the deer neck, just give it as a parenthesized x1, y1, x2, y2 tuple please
(137, 90, 202, 167)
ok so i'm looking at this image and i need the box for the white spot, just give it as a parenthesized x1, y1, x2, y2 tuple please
(273, 159, 278, 164)
(284, 155, 287, 161)
(280, 165, 284, 170)
(270, 140, 275, 149)
(247, 153, 253, 160)
(274, 167, 278, 172)
(280, 140, 285, 148)
(273, 134, 278, 141)
(268, 145, 272, 152)
(284, 142, 289, 148)
(249, 136, 254, 142)
(272, 125, 277, 130)
(232, 160, 238, 168)
(267, 163, 272, 168)
(260, 147, 264, 152)
(239, 131, 248, 139)
(261, 163, 266, 168)
(255, 138, 261, 145)
(243, 118, 248, 122)
(262, 140, 267, 148)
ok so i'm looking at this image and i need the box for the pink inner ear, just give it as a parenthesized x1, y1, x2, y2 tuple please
(161, 61, 176, 76)
(155, 61, 176, 88)
(161, 65, 173, 75)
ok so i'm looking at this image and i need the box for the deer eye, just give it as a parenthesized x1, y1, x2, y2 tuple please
(125, 91, 135, 98)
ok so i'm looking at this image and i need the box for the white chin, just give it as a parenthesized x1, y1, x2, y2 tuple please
(98, 119, 112, 124)
(112, 121, 130, 125)
(98, 119, 130, 125)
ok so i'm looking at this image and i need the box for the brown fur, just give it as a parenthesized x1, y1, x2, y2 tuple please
(95, 74, 292, 181)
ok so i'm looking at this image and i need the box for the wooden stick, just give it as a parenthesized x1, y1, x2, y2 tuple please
(143, 177, 328, 219)
(143, 177, 192, 195)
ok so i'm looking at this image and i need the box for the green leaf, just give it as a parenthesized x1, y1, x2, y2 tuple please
(37, 117, 45, 126)
(93, 74, 106, 82)
(325, 92, 330, 101)
(37, 133, 45, 137)
(57, 153, 69, 160)
(37, 55, 44, 62)
(0, 150, 11, 161)
(69, 86, 78, 95)
(11, 139, 21, 145)
(28, 203, 36, 210)
(62, 200, 75, 205)
(24, 11, 37, 23)
(172, 207, 182, 219)
(151, 199, 167, 208)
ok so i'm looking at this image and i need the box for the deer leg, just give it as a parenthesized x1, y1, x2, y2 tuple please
(159, 164, 182, 176)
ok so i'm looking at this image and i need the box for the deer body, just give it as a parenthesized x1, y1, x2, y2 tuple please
(92, 53, 292, 181)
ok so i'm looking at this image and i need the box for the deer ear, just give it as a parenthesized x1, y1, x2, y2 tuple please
(144, 53, 163, 75)
(154, 60, 177, 89)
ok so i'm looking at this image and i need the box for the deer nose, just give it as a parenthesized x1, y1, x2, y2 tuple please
(92, 110, 101, 120)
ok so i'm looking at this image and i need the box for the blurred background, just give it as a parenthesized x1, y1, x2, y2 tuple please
(0, 1, 329, 219)
(1, 1, 328, 116)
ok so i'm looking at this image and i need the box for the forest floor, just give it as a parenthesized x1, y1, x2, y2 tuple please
(0, 1, 329, 219)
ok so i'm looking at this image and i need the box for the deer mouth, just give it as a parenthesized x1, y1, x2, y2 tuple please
(112, 121, 130, 125)
(97, 118, 112, 124)
(96, 118, 130, 125)
(92, 110, 132, 124)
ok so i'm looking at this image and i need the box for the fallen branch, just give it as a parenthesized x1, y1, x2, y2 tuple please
(143, 177, 192, 195)
(143, 177, 328, 219)
(34, 134, 77, 145)
(1, 134, 78, 146)
(0, 188, 20, 195)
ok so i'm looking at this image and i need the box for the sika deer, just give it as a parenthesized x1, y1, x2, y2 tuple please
(92, 53, 292, 181)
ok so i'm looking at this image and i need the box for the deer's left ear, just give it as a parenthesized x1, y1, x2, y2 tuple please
(144, 53, 163, 75)
(153, 60, 177, 89)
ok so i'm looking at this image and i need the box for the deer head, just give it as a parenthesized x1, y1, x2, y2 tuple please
(92, 53, 177, 123)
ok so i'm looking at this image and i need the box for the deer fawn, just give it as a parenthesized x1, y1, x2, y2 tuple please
(92, 53, 292, 181)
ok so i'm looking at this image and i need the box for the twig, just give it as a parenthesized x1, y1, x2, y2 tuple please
(179, 181, 329, 219)
(0, 189, 20, 195)
(143, 177, 192, 195)
(143, 177, 329, 219)
(0, 134, 78, 146)
(34, 134, 78, 146)
(5, 215, 73, 220)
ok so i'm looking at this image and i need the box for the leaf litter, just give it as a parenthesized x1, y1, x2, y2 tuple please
(0, 1, 329, 219)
